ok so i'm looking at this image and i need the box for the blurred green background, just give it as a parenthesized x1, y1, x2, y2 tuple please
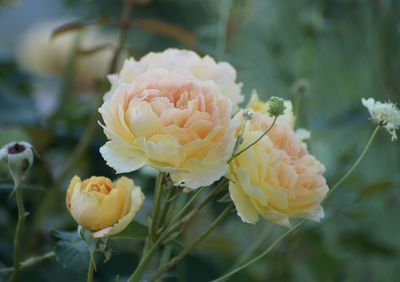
(0, 0, 399, 281)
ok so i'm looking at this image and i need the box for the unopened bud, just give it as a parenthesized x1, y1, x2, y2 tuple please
(242, 110, 253, 121)
(267, 97, 286, 117)
(0, 141, 34, 186)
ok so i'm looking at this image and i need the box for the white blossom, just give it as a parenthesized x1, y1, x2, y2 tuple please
(362, 98, 400, 141)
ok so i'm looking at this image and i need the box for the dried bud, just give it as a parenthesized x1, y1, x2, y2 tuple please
(267, 96, 286, 117)
(242, 110, 254, 121)
(0, 141, 34, 186)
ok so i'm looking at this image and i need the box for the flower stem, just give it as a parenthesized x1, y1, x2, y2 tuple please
(8, 183, 26, 282)
(211, 125, 380, 282)
(128, 179, 228, 282)
(87, 256, 95, 282)
(233, 116, 277, 159)
(211, 219, 306, 282)
(150, 204, 234, 282)
(323, 126, 380, 203)
(150, 172, 166, 240)
(0, 251, 55, 274)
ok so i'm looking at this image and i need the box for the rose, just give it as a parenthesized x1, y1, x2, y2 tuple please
(66, 176, 144, 237)
(229, 96, 328, 227)
(105, 48, 244, 109)
(99, 67, 239, 189)
(17, 20, 120, 89)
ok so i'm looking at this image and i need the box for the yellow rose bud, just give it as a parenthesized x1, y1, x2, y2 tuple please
(66, 176, 144, 238)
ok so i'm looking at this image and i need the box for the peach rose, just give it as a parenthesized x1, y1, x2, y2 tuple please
(99, 67, 238, 189)
(229, 98, 328, 227)
(66, 176, 144, 237)
(105, 49, 244, 109)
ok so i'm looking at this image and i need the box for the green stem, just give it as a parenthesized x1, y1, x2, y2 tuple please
(150, 204, 234, 282)
(157, 187, 177, 231)
(211, 126, 380, 282)
(128, 179, 228, 282)
(8, 183, 26, 282)
(150, 172, 166, 240)
(87, 256, 95, 282)
(169, 186, 206, 226)
(323, 126, 380, 202)
(233, 116, 277, 159)
(0, 251, 55, 274)
(211, 219, 306, 282)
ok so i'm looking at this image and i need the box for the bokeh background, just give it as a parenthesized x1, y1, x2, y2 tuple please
(0, 0, 399, 281)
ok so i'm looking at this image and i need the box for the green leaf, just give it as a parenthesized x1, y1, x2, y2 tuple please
(110, 221, 148, 240)
(77, 44, 113, 56)
(51, 229, 80, 243)
(54, 240, 90, 275)
(111, 221, 184, 250)
(358, 180, 394, 199)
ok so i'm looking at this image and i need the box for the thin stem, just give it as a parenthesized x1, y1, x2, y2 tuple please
(157, 187, 177, 231)
(234, 116, 277, 159)
(150, 204, 234, 282)
(0, 251, 55, 273)
(8, 183, 26, 282)
(169, 186, 206, 226)
(228, 116, 249, 163)
(128, 179, 228, 282)
(323, 126, 380, 203)
(211, 126, 381, 282)
(87, 256, 95, 282)
(150, 172, 166, 239)
(211, 219, 306, 282)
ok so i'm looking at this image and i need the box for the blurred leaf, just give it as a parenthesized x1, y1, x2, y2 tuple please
(77, 43, 113, 56)
(134, 19, 196, 47)
(54, 240, 89, 276)
(111, 221, 184, 250)
(51, 19, 110, 39)
(340, 232, 398, 257)
(51, 229, 80, 243)
(51, 21, 86, 39)
(358, 180, 394, 199)
(110, 221, 148, 240)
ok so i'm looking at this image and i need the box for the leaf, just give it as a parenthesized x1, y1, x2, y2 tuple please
(134, 19, 196, 47)
(51, 21, 86, 39)
(111, 221, 184, 250)
(51, 19, 110, 39)
(358, 180, 394, 199)
(340, 232, 398, 257)
(54, 240, 90, 275)
(77, 44, 113, 56)
(110, 221, 148, 240)
(51, 229, 80, 242)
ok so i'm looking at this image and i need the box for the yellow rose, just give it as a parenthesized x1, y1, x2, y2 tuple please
(229, 100, 328, 227)
(66, 176, 144, 237)
(99, 67, 239, 189)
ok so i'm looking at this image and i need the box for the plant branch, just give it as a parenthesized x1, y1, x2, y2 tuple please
(0, 251, 55, 274)
(8, 182, 26, 282)
(150, 204, 234, 282)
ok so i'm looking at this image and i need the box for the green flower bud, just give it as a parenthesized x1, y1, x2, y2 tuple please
(267, 97, 286, 117)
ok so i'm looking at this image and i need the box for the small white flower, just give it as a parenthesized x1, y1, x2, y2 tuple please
(362, 98, 400, 141)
